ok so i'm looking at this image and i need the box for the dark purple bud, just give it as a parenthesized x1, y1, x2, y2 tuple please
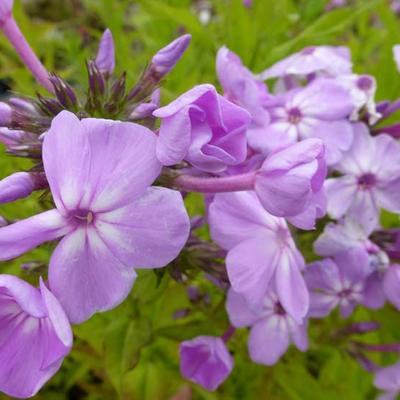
(173, 309, 190, 320)
(36, 93, 64, 116)
(151, 34, 191, 77)
(95, 28, 115, 76)
(243, 0, 252, 7)
(87, 60, 105, 97)
(338, 321, 380, 336)
(373, 122, 400, 138)
(49, 74, 78, 110)
(128, 89, 160, 120)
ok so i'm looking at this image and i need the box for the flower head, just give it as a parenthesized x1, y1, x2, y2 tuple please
(209, 191, 309, 322)
(325, 122, 400, 232)
(0, 110, 190, 323)
(179, 336, 233, 391)
(305, 249, 374, 318)
(154, 84, 251, 173)
(249, 78, 354, 163)
(0, 275, 72, 398)
(226, 288, 308, 365)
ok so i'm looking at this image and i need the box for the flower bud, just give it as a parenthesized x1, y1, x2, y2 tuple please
(0, 0, 13, 26)
(151, 34, 191, 76)
(95, 28, 115, 76)
(179, 336, 233, 391)
(0, 102, 12, 126)
(0, 172, 35, 203)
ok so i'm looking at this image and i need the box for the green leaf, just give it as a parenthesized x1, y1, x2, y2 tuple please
(104, 317, 153, 395)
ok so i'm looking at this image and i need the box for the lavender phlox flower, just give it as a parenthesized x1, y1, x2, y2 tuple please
(209, 191, 309, 322)
(226, 288, 308, 365)
(95, 28, 115, 76)
(0, 275, 72, 399)
(374, 361, 400, 400)
(258, 46, 352, 80)
(0, 110, 190, 323)
(305, 248, 377, 318)
(248, 78, 354, 164)
(325, 122, 400, 232)
(179, 336, 233, 391)
(154, 84, 251, 173)
(334, 74, 381, 124)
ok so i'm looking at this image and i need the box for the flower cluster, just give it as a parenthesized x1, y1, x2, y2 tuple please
(0, 2, 399, 398)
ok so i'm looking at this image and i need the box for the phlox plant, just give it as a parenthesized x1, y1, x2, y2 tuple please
(0, 1, 400, 399)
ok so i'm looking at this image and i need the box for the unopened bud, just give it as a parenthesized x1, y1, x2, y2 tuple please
(0, 102, 12, 126)
(95, 28, 115, 76)
(151, 34, 191, 76)
(0, 172, 35, 203)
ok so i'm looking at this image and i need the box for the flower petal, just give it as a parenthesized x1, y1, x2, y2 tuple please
(49, 227, 137, 324)
(248, 317, 290, 365)
(43, 111, 161, 213)
(226, 234, 278, 309)
(226, 288, 260, 327)
(0, 209, 69, 261)
(94, 187, 190, 268)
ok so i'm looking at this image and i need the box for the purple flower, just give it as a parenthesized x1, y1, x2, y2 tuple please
(258, 46, 352, 80)
(216, 46, 270, 130)
(325, 122, 400, 232)
(226, 288, 308, 365)
(248, 78, 354, 164)
(179, 336, 233, 391)
(0, 275, 72, 398)
(154, 84, 251, 173)
(95, 29, 115, 76)
(0, 111, 190, 323)
(151, 34, 191, 76)
(209, 191, 309, 322)
(374, 361, 400, 400)
(254, 138, 327, 229)
(0, 0, 13, 26)
(305, 249, 375, 318)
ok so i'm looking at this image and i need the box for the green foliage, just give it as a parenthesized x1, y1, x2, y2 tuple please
(1, 0, 400, 399)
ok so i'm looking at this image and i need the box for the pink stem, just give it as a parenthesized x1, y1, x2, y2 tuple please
(2, 17, 53, 92)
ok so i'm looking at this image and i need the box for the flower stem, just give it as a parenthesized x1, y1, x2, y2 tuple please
(173, 171, 256, 193)
(2, 17, 53, 93)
